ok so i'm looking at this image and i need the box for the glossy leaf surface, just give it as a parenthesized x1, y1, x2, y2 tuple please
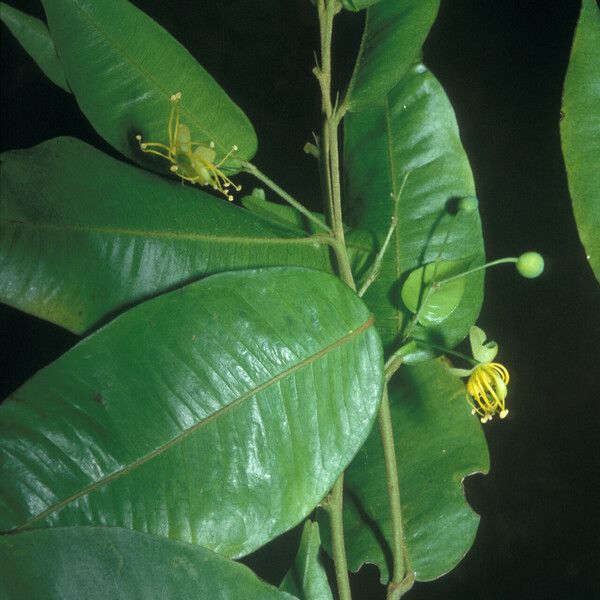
(0, 2, 69, 92)
(0, 137, 332, 334)
(0, 527, 296, 600)
(40, 0, 256, 170)
(319, 359, 489, 582)
(280, 520, 333, 600)
(560, 0, 600, 282)
(344, 64, 484, 361)
(344, 0, 440, 112)
(0, 268, 383, 559)
(401, 259, 472, 326)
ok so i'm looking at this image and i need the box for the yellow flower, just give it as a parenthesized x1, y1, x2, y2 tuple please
(448, 326, 510, 423)
(466, 361, 509, 423)
(135, 92, 241, 201)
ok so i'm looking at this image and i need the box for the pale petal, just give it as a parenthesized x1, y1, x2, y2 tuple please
(470, 325, 498, 363)
(447, 366, 474, 378)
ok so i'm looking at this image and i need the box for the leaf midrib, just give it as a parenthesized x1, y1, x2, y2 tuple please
(13, 314, 375, 532)
(1, 219, 372, 253)
(66, 0, 230, 153)
(1, 218, 321, 246)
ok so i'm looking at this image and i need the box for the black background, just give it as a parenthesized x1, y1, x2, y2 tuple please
(1, 1, 599, 599)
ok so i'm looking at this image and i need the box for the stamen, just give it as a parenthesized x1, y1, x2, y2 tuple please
(135, 91, 241, 201)
(466, 361, 510, 423)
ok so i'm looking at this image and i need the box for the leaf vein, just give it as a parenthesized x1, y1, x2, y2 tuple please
(0, 219, 320, 246)
(13, 314, 375, 531)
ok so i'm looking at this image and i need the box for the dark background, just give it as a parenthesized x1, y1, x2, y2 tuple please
(1, 1, 599, 599)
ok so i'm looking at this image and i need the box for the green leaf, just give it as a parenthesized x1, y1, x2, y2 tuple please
(0, 137, 333, 334)
(560, 0, 600, 283)
(401, 259, 472, 326)
(40, 0, 256, 170)
(0, 2, 69, 92)
(242, 189, 327, 235)
(343, 0, 440, 112)
(344, 64, 485, 362)
(0, 267, 384, 559)
(346, 228, 378, 288)
(240, 192, 377, 284)
(318, 359, 489, 582)
(0, 527, 297, 600)
(280, 521, 333, 600)
(341, 0, 383, 11)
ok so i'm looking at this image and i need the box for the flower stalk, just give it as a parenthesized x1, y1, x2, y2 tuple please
(242, 162, 333, 234)
(405, 251, 545, 342)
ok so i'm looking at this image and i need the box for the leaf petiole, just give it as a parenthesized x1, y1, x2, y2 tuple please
(242, 162, 333, 235)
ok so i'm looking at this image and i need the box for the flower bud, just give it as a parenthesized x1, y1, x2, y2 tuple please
(516, 252, 544, 278)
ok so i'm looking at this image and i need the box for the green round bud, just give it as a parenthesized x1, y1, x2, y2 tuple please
(516, 252, 544, 278)
(458, 196, 478, 214)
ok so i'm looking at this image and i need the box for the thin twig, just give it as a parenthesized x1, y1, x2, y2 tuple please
(316, 2, 354, 600)
(378, 384, 406, 586)
(359, 172, 411, 297)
